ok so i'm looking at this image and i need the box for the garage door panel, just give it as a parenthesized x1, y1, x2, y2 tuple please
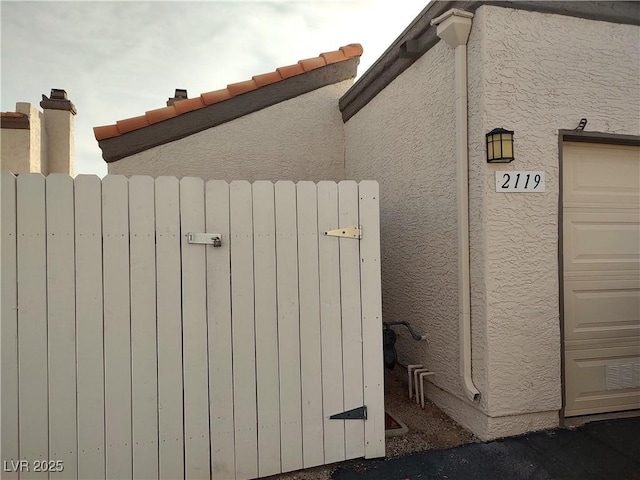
(563, 142, 640, 207)
(563, 141, 640, 418)
(564, 344, 640, 416)
(564, 279, 640, 342)
(563, 212, 640, 272)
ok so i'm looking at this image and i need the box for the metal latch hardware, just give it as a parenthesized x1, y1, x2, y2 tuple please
(188, 232, 222, 247)
(323, 226, 361, 239)
(329, 406, 367, 420)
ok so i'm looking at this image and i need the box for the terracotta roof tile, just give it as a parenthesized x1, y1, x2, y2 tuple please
(116, 115, 150, 134)
(298, 57, 327, 72)
(1, 112, 27, 118)
(94, 43, 362, 141)
(94, 124, 121, 141)
(340, 44, 363, 58)
(276, 63, 305, 79)
(227, 79, 258, 97)
(320, 50, 347, 64)
(146, 105, 178, 124)
(252, 71, 282, 87)
(201, 89, 233, 105)
(173, 96, 206, 114)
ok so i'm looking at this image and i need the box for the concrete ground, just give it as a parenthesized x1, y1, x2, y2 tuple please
(332, 416, 640, 480)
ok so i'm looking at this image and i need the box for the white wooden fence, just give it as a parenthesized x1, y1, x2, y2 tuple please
(0, 173, 384, 480)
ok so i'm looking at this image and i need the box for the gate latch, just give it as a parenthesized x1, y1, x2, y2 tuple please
(323, 226, 361, 239)
(188, 232, 222, 247)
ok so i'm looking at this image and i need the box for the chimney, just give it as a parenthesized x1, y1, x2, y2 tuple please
(40, 89, 76, 175)
(167, 89, 188, 106)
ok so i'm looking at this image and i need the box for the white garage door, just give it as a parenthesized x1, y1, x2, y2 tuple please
(563, 141, 640, 417)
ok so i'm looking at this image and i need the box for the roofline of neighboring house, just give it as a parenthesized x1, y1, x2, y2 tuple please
(97, 46, 361, 163)
(1, 112, 29, 130)
(339, 0, 640, 122)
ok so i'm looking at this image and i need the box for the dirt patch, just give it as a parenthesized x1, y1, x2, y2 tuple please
(383, 367, 477, 458)
(271, 368, 477, 480)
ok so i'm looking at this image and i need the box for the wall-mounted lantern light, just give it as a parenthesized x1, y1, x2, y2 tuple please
(486, 128, 514, 163)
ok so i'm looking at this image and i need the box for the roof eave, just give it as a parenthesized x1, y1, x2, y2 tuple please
(1, 114, 30, 130)
(99, 57, 359, 163)
(340, 0, 640, 122)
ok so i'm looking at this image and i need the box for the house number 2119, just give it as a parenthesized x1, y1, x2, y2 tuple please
(495, 171, 546, 192)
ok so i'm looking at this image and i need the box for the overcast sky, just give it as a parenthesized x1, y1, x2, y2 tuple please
(1, 0, 430, 176)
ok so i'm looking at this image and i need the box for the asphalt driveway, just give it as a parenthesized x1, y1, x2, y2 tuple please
(332, 417, 640, 480)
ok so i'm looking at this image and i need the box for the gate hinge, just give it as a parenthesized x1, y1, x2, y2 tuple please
(323, 226, 361, 239)
(329, 406, 367, 420)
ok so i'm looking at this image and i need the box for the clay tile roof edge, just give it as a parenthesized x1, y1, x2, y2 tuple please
(94, 124, 120, 141)
(1, 111, 30, 130)
(94, 43, 362, 142)
(1, 112, 27, 118)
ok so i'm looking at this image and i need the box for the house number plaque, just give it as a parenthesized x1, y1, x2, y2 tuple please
(495, 171, 546, 192)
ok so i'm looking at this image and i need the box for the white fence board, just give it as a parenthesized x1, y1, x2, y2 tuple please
(17, 174, 49, 479)
(230, 181, 258, 480)
(296, 181, 325, 469)
(205, 180, 236, 480)
(129, 176, 159, 480)
(359, 181, 385, 459)
(75, 175, 105, 479)
(317, 181, 346, 464)
(275, 181, 303, 473)
(1, 173, 19, 479)
(155, 176, 185, 479)
(338, 181, 365, 460)
(252, 181, 281, 477)
(102, 175, 133, 479)
(180, 177, 211, 478)
(46, 174, 78, 479)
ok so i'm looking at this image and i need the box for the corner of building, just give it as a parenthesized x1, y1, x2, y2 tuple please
(427, 381, 559, 441)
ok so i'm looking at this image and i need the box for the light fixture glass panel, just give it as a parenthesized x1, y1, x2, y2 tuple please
(501, 134, 513, 158)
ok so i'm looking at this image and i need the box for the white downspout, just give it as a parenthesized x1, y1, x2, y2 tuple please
(431, 9, 480, 402)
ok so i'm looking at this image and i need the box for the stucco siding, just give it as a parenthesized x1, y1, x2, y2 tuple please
(479, 5, 639, 418)
(428, 382, 558, 440)
(108, 81, 352, 182)
(1, 129, 31, 173)
(44, 109, 72, 175)
(1, 104, 48, 174)
(344, 4, 639, 440)
(344, 41, 472, 402)
(35, 109, 47, 175)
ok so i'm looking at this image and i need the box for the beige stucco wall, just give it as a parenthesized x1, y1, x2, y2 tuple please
(344, 5, 639, 440)
(477, 5, 639, 424)
(1, 128, 31, 174)
(1, 103, 48, 175)
(344, 40, 473, 405)
(108, 81, 353, 182)
(44, 109, 72, 175)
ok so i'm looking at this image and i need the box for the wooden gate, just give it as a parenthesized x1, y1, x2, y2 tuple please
(1, 173, 384, 480)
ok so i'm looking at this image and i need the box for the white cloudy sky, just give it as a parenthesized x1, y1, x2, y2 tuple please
(1, 0, 430, 176)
